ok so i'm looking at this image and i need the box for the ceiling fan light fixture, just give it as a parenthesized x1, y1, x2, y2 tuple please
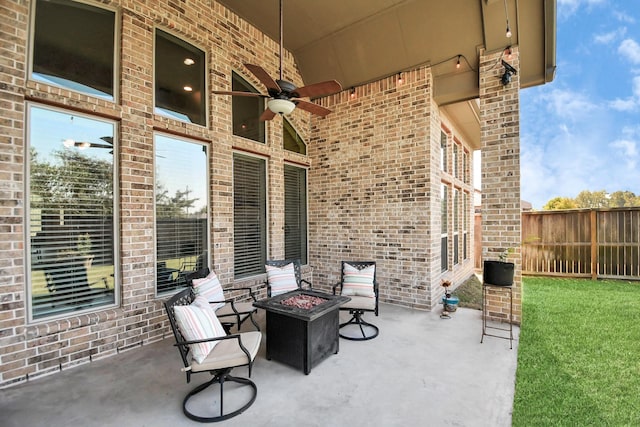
(268, 98, 295, 115)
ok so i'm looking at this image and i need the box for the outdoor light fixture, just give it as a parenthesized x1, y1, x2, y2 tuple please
(504, 0, 512, 38)
(350, 88, 356, 99)
(397, 72, 403, 85)
(267, 98, 295, 115)
(456, 55, 461, 69)
(501, 60, 517, 86)
(504, 46, 513, 60)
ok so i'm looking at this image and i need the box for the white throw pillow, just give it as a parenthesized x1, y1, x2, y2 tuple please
(266, 263, 299, 296)
(174, 296, 226, 364)
(192, 270, 226, 310)
(341, 263, 375, 298)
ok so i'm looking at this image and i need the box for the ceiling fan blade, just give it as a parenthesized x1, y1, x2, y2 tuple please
(294, 80, 342, 98)
(294, 99, 333, 117)
(259, 108, 277, 121)
(212, 90, 267, 98)
(244, 64, 281, 93)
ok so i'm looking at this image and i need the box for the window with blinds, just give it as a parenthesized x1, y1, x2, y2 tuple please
(440, 131, 447, 172)
(284, 165, 308, 264)
(155, 134, 209, 295)
(28, 104, 117, 321)
(232, 72, 265, 143)
(31, 0, 116, 101)
(441, 184, 448, 272)
(233, 153, 267, 278)
(464, 191, 469, 260)
(454, 188, 460, 265)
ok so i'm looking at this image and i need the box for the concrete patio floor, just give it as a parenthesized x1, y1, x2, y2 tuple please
(1, 303, 519, 427)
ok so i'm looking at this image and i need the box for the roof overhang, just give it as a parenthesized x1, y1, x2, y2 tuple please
(217, 0, 557, 107)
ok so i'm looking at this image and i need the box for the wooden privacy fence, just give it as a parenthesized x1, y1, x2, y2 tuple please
(521, 208, 640, 280)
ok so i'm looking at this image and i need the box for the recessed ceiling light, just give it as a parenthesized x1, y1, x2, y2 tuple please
(183, 86, 193, 92)
(184, 58, 195, 65)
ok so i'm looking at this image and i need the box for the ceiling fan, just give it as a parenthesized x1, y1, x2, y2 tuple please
(213, 0, 342, 121)
(63, 136, 113, 151)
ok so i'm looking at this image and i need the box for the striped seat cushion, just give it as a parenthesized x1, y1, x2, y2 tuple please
(174, 296, 227, 364)
(341, 263, 375, 298)
(266, 263, 299, 296)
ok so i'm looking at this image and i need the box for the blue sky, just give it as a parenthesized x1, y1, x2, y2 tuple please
(519, 0, 640, 208)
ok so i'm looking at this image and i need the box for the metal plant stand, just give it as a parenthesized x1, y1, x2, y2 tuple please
(480, 283, 513, 349)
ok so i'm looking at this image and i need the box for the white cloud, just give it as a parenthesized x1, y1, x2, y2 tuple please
(609, 98, 638, 112)
(610, 139, 638, 169)
(633, 75, 640, 97)
(621, 125, 640, 138)
(541, 88, 598, 121)
(618, 39, 640, 64)
(613, 10, 636, 24)
(594, 28, 626, 45)
(558, 0, 606, 19)
(610, 139, 638, 157)
(609, 76, 640, 112)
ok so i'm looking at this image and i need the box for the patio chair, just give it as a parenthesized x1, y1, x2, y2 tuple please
(185, 268, 260, 334)
(264, 259, 313, 297)
(332, 261, 379, 341)
(164, 288, 261, 422)
(43, 259, 111, 306)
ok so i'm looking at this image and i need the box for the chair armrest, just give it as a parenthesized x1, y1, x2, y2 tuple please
(332, 282, 341, 295)
(209, 299, 254, 316)
(237, 285, 263, 302)
(300, 279, 313, 290)
(175, 333, 252, 363)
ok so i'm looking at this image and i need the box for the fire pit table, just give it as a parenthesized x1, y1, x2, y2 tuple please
(253, 290, 350, 374)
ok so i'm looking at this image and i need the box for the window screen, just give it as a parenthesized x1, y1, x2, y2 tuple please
(28, 104, 117, 320)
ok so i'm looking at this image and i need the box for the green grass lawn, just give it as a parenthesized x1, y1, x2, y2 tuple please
(513, 277, 640, 426)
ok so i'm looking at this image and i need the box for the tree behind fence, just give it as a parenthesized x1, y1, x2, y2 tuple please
(521, 208, 640, 280)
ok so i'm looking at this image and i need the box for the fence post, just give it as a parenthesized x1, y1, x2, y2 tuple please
(590, 210, 597, 280)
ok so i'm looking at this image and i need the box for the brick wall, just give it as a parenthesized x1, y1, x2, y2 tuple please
(479, 47, 522, 323)
(0, 0, 309, 387)
(308, 68, 476, 310)
(1, 0, 481, 388)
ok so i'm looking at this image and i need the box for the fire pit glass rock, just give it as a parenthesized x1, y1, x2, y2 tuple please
(280, 294, 328, 310)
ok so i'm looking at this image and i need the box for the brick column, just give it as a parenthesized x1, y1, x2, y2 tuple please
(479, 47, 522, 324)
